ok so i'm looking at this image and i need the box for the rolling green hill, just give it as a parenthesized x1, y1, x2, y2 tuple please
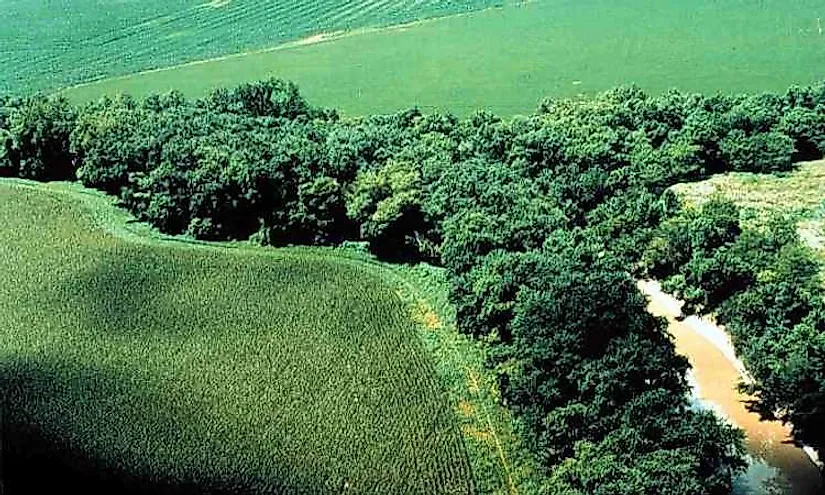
(0, 0, 499, 93)
(62, 0, 825, 116)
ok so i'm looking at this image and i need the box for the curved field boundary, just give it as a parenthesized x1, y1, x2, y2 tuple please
(0, 178, 471, 493)
(2, 0, 502, 93)
(0, 177, 542, 493)
(59, 3, 506, 98)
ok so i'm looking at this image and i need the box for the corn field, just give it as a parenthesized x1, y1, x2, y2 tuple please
(0, 181, 473, 494)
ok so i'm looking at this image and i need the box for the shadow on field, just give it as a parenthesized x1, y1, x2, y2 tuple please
(55, 246, 194, 338)
(0, 357, 311, 495)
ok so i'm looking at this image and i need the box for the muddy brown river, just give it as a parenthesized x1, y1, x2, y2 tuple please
(639, 281, 823, 495)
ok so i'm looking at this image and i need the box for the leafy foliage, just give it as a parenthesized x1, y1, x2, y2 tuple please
(347, 159, 428, 259)
(6, 95, 76, 180)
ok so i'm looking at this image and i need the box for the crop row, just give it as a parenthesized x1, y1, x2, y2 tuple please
(1, 0, 500, 93)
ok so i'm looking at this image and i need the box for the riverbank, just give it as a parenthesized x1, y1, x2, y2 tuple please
(638, 280, 823, 495)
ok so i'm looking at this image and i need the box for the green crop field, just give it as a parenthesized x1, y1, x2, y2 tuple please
(0, 180, 478, 494)
(0, 0, 499, 94)
(61, 0, 825, 116)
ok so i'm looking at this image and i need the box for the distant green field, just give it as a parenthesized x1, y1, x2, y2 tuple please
(0, 180, 475, 494)
(62, 0, 825, 116)
(0, 0, 498, 93)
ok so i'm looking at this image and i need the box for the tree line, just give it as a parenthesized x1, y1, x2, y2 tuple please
(3, 79, 825, 493)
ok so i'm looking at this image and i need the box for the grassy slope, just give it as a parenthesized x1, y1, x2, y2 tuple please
(62, 0, 825, 116)
(670, 159, 825, 258)
(1, 0, 498, 93)
(0, 180, 480, 493)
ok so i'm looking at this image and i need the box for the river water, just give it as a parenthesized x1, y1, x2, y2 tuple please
(638, 281, 824, 495)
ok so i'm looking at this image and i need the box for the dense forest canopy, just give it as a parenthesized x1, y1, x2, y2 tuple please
(3, 79, 825, 493)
